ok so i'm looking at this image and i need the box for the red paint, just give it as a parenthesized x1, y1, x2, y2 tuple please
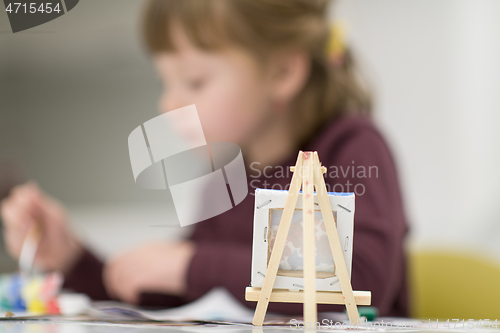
(47, 298, 60, 315)
(308, 209, 313, 215)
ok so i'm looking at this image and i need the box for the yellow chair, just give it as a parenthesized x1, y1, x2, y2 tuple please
(409, 250, 500, 320)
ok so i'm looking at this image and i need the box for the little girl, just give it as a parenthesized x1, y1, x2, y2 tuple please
(1, 0, 408, 316)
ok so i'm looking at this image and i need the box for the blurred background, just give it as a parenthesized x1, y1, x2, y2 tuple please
(1, 0, 500, 319)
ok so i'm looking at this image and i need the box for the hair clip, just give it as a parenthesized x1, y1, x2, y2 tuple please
(326, 21, 347, 67)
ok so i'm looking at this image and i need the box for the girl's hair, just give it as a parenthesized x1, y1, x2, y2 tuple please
(143, 0, 371, 147)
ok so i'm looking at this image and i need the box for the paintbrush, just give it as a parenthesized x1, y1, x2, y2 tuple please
(19, 223, 41, 275)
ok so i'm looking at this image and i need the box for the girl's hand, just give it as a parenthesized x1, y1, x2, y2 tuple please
(103, 241, 195, 304)
(0, 182, 83, 273)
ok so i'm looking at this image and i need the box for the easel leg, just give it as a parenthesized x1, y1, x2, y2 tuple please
(302, 152, 317, 326)
(252, 152, 304, 326)
(313, 152, 360, 325)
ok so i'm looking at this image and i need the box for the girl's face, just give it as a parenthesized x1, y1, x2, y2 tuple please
(154, 28, 275, 148)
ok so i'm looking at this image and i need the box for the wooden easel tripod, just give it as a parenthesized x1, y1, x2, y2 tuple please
(245, 151, 371, 326)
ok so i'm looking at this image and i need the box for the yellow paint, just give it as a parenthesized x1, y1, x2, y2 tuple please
(27, 298, 46, 314)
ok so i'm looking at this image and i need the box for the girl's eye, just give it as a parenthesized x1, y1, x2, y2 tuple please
(187, 77, 207, 91)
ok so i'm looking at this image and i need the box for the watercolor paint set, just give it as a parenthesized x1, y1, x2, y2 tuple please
(0, 272, 63, 314)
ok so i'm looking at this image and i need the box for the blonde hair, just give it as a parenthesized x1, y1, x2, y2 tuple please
(143, 0, 371, 146)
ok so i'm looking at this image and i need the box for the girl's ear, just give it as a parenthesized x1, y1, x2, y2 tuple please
(268, 51, 311, 113)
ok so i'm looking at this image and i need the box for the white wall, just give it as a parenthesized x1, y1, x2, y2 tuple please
(333, 0, 500, 258)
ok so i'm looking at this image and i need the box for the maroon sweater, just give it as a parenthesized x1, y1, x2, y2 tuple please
(64, 114, 409, 316)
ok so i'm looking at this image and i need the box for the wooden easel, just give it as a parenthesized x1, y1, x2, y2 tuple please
(246, 151, 371, 326)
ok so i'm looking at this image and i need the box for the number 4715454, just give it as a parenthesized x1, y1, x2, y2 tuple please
(444, 319, 499, 329)
(5, 2, 61, 14)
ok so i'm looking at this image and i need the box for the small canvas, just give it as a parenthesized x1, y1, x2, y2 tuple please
(251, 188, 355, 292)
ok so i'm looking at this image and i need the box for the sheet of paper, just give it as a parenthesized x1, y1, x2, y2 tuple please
(91, 287, 255, 323)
